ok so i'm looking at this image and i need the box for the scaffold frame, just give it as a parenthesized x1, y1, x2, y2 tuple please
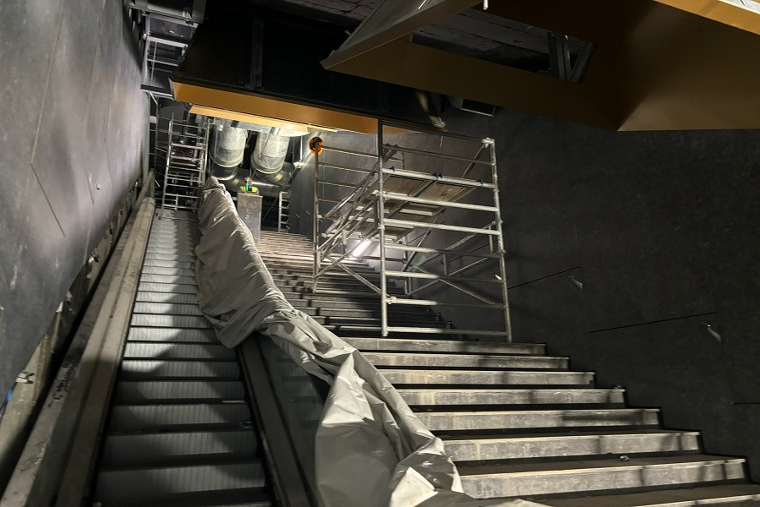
(312, 119, 512, 341)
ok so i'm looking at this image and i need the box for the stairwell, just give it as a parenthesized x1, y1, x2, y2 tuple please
(257, 230, 760, 506)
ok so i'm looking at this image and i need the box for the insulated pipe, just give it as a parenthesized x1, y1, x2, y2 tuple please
(211, 125, 248, 168)
(251, 129, 292, 185)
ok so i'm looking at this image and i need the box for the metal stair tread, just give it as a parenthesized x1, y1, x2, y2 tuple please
(364, 351, 567, 369)
(108, 403, 251, 433)
(379, 369, 594, 386)
(127, 327, 216, 343)
(119, 359, 240, 380)
(343, 337, 545, 354)
(114, 380, 245, 403)
(398, 387, 625, 406)
(123, 342, 235, 360)
(94, 462, 266, 503)
(539, 483, 760, 506)
(100, 429, 258, 468)
(442, 430, 701, 462)
(457, 455, 746, 477)
(416, 408, 660, 431)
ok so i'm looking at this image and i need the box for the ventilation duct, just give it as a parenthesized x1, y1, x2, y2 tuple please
(210, 125, 248, 168)
(250, 129, 292, 185)
(209, 122, 306, 193)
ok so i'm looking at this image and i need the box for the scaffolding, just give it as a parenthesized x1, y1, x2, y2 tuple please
(160, 118, 209, 216)
(312, 120, 512, 341)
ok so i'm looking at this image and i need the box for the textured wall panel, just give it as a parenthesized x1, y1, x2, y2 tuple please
(0, 0, 147, 397)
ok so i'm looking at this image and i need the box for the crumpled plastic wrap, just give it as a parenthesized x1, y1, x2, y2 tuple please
(195, 177, 545, 507)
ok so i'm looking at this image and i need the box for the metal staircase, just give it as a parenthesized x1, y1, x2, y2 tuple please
(160, 119, 209, 216)
(257, 230, 760, 506)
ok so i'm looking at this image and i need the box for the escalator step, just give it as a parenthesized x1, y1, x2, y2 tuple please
(120, 360, 240, 380)
(133, 302, 204, 316)
(108, 403, 251, 432)
(123, 343, 235, 361)
(130, 314, 211, 329)
(135, 292, 198, 305)
(114, 381, 245, 404)
(100, 430, 257, 468)
(138, 282, 198, 294)
(127, 327, 217, 343)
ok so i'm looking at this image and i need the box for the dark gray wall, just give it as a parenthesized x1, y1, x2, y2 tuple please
(442, 108, 760, 481)
(0, 0, 147, 397)
(288, 110, 760, 480)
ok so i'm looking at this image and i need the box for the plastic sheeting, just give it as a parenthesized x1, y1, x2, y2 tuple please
(195, 177, 545, 507)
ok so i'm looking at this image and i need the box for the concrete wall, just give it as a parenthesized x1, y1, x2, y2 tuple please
(0, 0, 147, 397)
(288, 110, 760, 480)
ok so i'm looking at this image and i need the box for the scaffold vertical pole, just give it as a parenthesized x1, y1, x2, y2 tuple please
(377, 120, 389, 337)
(488, 138, 513, 342)
(312, 149, 321, 293)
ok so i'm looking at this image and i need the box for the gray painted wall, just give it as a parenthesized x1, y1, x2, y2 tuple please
(447, 108, 760, 481)
(0, 0, 147, 396)
(288, 111, 760, 480)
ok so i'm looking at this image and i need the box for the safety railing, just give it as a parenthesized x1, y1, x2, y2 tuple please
(312, 119, 512, 341)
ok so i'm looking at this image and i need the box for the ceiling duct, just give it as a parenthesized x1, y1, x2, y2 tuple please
(250, 129, 294, 186)
(210, 124, 248, 168)
(209, 122, 305, 195)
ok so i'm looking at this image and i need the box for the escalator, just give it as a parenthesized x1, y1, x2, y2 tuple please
(91, 209, 274, 507)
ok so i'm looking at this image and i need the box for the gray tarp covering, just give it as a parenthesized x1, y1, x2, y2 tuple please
(195, 178, 543, 507)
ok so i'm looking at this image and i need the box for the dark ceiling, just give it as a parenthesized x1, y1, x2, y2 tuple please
(247, 0, 585, 73)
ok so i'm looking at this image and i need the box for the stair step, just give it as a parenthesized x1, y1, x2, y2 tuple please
(144, 253, 196, 262)
(416, 409, 660, 431)
(364, 352, 567, 370)
(133, 301, 203, 316)
(131, 314, 211, 329)
(100, 430, 257, 467)
(379, 369, 594, 386)
(397, 388, 624, 406)
(443, 430, 701, 462)
(140, 273, 197, 286)
(94, 462, 266, 504)
(541, 483, 760, 506)
(135, 291, 198, 305)
(343, 337, 545, 355)
(123, 343, 235, 361)
(149, 240, 199, 248)
(114, 381, 245, 404)
(108, 403, 251, 432)
(298, 306, 439, 320)
(311, 316, 448, 328)
(142, 259, 195, 269)
(145, 248, 196, 257)
(287, 298, 423, 312)
(127, 327, 217, 343)
(458, 455, 747, 499)
(120, 360, 240, 380)
(138, 282, 198, 294)
(142, 266, 196, 277)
